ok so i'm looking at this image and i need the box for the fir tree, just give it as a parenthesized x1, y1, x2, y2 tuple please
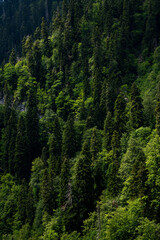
(114, 94, 126, 137)
(90, 127, 100, 163)
(103, 111, 113, 151)
(40, 168, 54, 215)
(9, 48, 16, 65)
(130, 82, 144, 129)
(16, 179, 28, 226)
(14, 115, 28, 180)
(26, 87, 40, 177)
(8, 108, 17, 175)
(156, 82, 160, 135)
(60, 156, 70, 206)
(74, 140, 94, 228)
(41, 17, 51, 57)
(61, 114, 76, 159)
(128, 148, 147, 198)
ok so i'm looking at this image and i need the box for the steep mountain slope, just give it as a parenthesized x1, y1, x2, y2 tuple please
(0, 0, 160, 239)
(0, 0, 60, 63)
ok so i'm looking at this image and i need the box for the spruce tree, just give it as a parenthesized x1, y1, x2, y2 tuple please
(130, 82, 144, 129)
(41, 17, 51, 57)
(14, 115, 28, 180)
(156, 82, 160, 135)
(17, 179, 28, 226)
(61, 114, 76, 159)
(41, 168, 54, 215)
(128, 148, 147, 198)
(60, 156, 70, 206)
(8, 108, 17, 175)
(114, 94, 126, 137)
(26, 87, 40, 177)
(103, 111, 113, 151)
(74, 141, 94, 228)
(90, 127, 100, 163)
(9, 48, 16, 65)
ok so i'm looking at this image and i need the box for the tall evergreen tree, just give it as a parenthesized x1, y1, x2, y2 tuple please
(61, 114, 76, 159)
(90, 127, 101, 163)
(41, 17, 51, 57)
(130, 82, 144, 129)
(156, 82, 160, 135)
(14, 115, 28, 180)
(103, 111, 113, 151)
(114, 94, 126, 136)
(40, 168, 55, 215)
(8, 108, 17, 175)
(74, 140, 94, 229)
(127, 148, 147, 198)
(26, 87, 40, 177)
(9, 48, 16, 66)
(48, 116, 62, 177)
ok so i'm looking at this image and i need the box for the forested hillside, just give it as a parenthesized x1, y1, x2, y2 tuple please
(0, 0, 61, 63)
(1, 0, 160, 239)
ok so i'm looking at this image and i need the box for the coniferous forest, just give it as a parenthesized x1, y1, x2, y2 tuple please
(1, 0, 160, 239)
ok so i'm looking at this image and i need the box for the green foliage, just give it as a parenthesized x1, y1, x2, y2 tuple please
(1, 0, 160, 238)
(105, 200, 143, 240)
(130, 82, 144, 129)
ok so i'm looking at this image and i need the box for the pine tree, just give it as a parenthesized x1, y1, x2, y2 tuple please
(156, 82, 160, 135)
(106, 130, 121, 197)
(14, 115, 28, 180)
(9, 48, 16, 65)
(130, 82, 144, 129)
(26, 87, 40, 177)
(4, 83, 11, 127)
(60, 156, 70, 206)
(92, 26, 103, 127)
(32, 40, 43, 85)
(41, 168, 54, 214)
(41, 17, 51, 57)
(114, 94, 126, 137)
(90, 127, 100, 163)
(26, 186, 35, 225)
(48, 133, 61, 178)
(103, 111, 113, 151)
(48, 117, 62, 173)
(17, 179, 28, 226)
(8, 108, 17, 175)
(61, 114, 76, 159)
(128, 148, 147, 198)
(74, 140, 94, 228)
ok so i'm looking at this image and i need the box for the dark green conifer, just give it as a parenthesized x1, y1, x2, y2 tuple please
(14, 115, 28, 180)
(156, 82, 160, 135)
(17, 179, 28, 226)
(106, 130, 121, 197)
(9, 48, 16, 65)
(103, 111, 113, 151)
(41, 168, 54, 214)
(26, 87, 40, 176)
(90, 127, 101, 163)
(48, 117, 62, 175)
(61, 114, 76, 159)
(26, 186, 35, 224)
(130, 82, 144, 129)
(8, 108, 17, 175)
(114, 94, 126, 136)
(128, 148, 147, 198)
(75, 141, 94, 223)
(4, 83, 11, 127)
(60, 156, 70, 206)
(41, 17, 52, 57)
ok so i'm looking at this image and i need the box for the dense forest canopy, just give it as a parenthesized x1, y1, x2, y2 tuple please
(0, 0, 61, 63)
(1, 0, 160, 239)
